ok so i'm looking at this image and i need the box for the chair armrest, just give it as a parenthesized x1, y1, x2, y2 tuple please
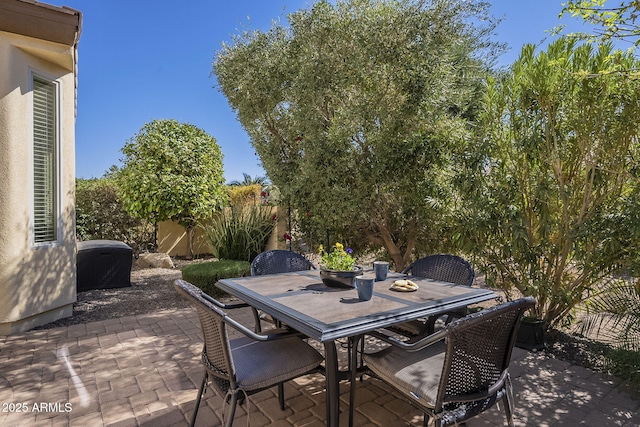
(202, 292, 264, 332)
(369, 327, 447, 351)
(443, 371, 509, 404)
(202, 292, 250, 310)
(223, 315, 302, 342)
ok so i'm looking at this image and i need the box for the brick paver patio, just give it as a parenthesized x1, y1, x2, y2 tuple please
(1, 306, 638, 426)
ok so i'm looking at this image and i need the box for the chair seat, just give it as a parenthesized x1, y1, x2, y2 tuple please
(359, 298, 535, 427)
(175, 278, 324, 427)
(363, 341, 446, 408)
(389, 319, 428, 336)
(230, 336, 323, 391)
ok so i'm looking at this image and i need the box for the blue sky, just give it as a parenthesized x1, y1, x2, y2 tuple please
(48, 0, 597, 183)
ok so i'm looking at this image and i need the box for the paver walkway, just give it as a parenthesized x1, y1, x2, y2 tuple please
(1, 306, 638, 426)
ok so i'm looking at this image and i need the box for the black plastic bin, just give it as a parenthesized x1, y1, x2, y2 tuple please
(77, 240, 133, 292)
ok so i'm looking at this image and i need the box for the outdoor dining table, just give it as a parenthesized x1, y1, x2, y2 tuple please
(215, 269, 497, 427)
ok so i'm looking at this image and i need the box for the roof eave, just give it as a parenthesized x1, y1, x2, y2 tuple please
(0, 0, 82, 46)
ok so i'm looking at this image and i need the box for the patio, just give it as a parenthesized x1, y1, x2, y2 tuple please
(1, 305, 638, 427)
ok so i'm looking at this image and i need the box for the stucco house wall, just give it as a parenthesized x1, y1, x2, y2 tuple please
(0, 0, 81, 334)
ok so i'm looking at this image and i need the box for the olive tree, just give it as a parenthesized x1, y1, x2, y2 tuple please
(214, 0, 500, 270)
(457, 38, 640, 328)
(117, 119, 226, 257)
(561, 0, 640, 47)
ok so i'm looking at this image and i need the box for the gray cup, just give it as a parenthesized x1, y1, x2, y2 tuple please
(355, 276, 375, 301)
(373, 261, 389, 281)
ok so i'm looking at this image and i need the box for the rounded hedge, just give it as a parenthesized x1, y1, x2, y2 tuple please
(181, 260, 251, 298)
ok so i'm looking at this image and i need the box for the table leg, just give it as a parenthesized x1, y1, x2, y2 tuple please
(324, 341, 340, 427)
(349, 335, 362, 427)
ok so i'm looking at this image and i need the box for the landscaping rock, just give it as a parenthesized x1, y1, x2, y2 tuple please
(136, 252, 174, 269)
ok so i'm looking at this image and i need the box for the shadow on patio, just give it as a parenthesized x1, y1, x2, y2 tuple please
(1, 306, 638, 426)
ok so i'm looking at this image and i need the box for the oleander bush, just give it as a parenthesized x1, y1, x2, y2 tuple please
(181, 260, 251, 298)
(457, 39, 640, 328)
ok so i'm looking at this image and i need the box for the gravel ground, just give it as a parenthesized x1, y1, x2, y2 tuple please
(32, 259, 196, 330)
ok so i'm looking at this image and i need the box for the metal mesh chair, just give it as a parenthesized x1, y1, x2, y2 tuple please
(401, 254, 475, 286)
(251, 249, 316, 276)
(358, 297, 535, 427)
(174, 279, 323, 427)
(250, 250, 316, 331)
(396, 254, 476, 336)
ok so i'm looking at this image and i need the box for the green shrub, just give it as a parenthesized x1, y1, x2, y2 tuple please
(76, 178, 154, 253)
(604, 346, 640, 395)
(181, 260, 251, 298)
(203, 205, 276, 262)
(228, 183, 262, 206)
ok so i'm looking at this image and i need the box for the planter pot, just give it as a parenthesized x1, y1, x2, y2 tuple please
(516, 318, 546, 351)
(319, 266, 364, 289)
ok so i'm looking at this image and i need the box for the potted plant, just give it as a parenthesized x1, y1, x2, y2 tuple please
(516, 315, 546, 351)
(318, 242, 363, 288)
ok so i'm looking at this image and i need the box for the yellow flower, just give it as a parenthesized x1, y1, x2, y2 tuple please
(320, 242, 356, 270)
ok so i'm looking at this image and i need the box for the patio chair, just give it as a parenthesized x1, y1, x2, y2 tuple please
(396, 254, 476, 336)
(250, 250, 316, 332)
(251, 249, 316, 276)
(174, 279, 323, 427)
(401, 254, 475, 286)
(357, 297, 536, 427)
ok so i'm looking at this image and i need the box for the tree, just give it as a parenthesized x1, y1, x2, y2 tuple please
(560, 0, 640, 47)
(213, 0, 501, 270)
(457, 38, 640, 328)
(75, 178, 154, 252)
(117, 119, 226, 258)
(228, 172, 269, 187)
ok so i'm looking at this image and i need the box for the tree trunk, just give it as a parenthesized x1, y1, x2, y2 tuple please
(153, 222, 158, 252)
(364, 220, 416, 272)
(185, 225, 194, 260)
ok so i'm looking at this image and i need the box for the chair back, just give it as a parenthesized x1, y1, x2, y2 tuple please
(436, 297, 535, 414)
(251, 250, 316, 276)
(402, 254, 475, 286)
(173, 279, 237, 396)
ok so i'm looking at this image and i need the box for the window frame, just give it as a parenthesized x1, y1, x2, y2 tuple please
(30, 70, 63, 248)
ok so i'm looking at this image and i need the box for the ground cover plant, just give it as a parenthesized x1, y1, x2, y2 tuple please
(181, 259, 251, 298)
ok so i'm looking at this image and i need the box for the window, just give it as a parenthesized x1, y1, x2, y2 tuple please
(32, 76, 59, 244)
